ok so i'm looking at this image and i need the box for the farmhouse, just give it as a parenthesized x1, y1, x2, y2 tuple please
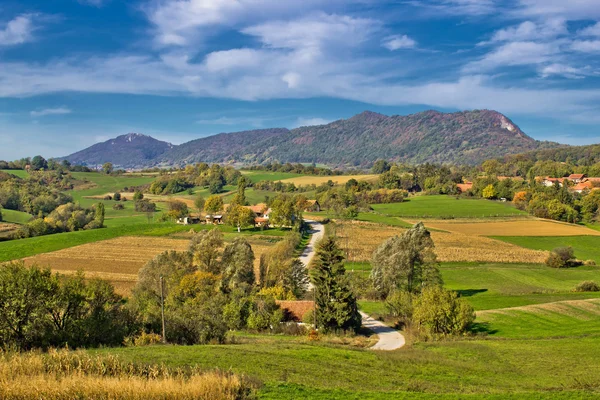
(568, 173, 586, 183)
(540, 177, 566, 187)
(304, 200, 321, 212)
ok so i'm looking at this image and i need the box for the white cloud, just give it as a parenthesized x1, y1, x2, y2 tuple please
(0, 14, 35, 46)
(382, 35, 416, 50)
(30, 107, 72, 117)
(78, 0, 108, 6)
(464, 41, 560, 72)
(203, 48, 266, 72)
(517, 0, 600, 19)
(579, 22, 600, 37)
(571, 40, 600, 53)
(539, 63, 592, 79)
(292, 117, 332, 128)
(486, 19, 567, 43)
(407, 0, 496, 16)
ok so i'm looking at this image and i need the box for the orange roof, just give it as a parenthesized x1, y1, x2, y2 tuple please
(573, 182, 593, 191)
(247, 203, 268, 214)
(255, 217, 269, 223)
(276, 300, 314, 322)
(457, 183, 473, 192)
(569, 174, 586, 179)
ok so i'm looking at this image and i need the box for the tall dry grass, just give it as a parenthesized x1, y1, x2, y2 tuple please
(0, 349, 254, 400)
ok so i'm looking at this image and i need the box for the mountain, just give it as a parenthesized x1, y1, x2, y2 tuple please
(64, 110, 560, 167)
(63, 133, 173, 168)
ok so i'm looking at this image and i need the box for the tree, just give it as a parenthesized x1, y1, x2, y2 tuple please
(133, 191, 144, 201)
(94, 202, 105, 227)
(113, 192, 121, 201)
(221, 238, 255, 293)
(371, 222, 442, 298)
(166, 200, 188, 220)
(226, 203, 255, 232)
(0, 206, 2, 222)
(31, 155, 47, 171)
(231, 176, 247, 206)
(270, 194, 296, 227)
(412, 286, 475, 336)
(190, 228, 224, 274)
(204, 195, 224, 215)
(310, 237, 361, 333)
(194, 195, 205, 213)
(512, 191, 529, 210)
(546, 247, 576, 268)
(372, 159, 391, 174)
(482, 184, 497, 199)
(102, 162, 114, 175)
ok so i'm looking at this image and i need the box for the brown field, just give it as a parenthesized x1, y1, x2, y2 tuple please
(410, 219, 600, 237)
(23, 235, 274, 295)
(478, 298, 600, 318)
(279, 174, 379, 186)
(334, 220, 548, 264)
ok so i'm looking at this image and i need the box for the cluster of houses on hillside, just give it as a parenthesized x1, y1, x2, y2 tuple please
(457, 174, 600, 194)
(178, 200, 321, 227)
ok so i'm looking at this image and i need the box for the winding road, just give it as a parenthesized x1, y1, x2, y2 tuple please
(301, 220, 405, 351)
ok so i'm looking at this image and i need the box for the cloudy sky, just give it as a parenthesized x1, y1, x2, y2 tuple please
(1, 0, 600, 159)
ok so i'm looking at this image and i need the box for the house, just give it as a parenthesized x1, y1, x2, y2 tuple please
(176, 216, 200, 225)
(456, 182, 473, 193)
(568, 174, 586, 183)
(572, 181, 594, 193)
(276, 300, 315, 322)
(205, 214, 223, 224)
(304, 200, 321, 212)
(247, 203, 269, 217)
(541, 177, 565, 187)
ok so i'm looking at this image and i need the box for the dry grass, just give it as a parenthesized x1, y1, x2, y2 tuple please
(334, 220, 548, 264)
(0, 223, 17, 234)
(23, 235, 274, 295)
(0, 349, 253, 400)
(412, 219, 600, 237)
(478, 298, 600, 318)
(279, 174, 379, 186)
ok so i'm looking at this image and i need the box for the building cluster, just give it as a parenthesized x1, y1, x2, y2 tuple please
(539, 174, 600, 193)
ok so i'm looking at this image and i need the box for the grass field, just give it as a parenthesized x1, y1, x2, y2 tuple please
(418, 219, 600, 237)
(280, 174, 379, 186)
(1, 209, 33, 224)
(371, 196, 526, 218)
(240, 171, 304, 183)
(0, 169, 29, 178)
(92, 334, 600, 399)
(494, 236, 600, 264)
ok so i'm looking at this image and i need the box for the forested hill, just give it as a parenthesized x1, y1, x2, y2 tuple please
(507, 143, 600, 165)
(64, 110, 560, 167)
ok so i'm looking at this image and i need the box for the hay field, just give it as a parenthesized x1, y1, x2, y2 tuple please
(412, 219, 600, 237)
(279, 174, 379, 186)
(23, 235, 274, 295)
(335, 220, 548, 264)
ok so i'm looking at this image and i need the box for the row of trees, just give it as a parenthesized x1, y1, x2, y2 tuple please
(0, 156, 91, 173)
(149, 164, 243, 195)
(14, 203, 105, 238)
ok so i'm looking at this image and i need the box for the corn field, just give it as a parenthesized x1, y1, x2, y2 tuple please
(0, 349, 254, 400)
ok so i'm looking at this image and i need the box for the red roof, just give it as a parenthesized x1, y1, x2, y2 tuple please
(457, 183, 473, 192)
(276, 300, 315, 322)
(569, 174, 586, 179)
(573, 182, 593, 191)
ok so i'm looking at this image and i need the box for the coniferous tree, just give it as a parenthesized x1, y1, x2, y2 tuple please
(310, 237, 361, 333)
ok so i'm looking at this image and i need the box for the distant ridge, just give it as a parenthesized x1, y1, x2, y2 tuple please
(63, 110, 560, 167)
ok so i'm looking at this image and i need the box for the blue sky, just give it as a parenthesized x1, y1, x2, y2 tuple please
(1, 0, 600, 160)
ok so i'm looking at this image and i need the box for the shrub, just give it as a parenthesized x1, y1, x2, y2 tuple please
(129, 332, 162, 346)
(385, 290, 414, 324)
(113, 192, 121, 201)
(133, 191, 144, 201)
(103, 195, 112, 200)
(546, 247, 576, 268)
(112, 203, 125, 210)
(573, 281, 600, 292)
(412, 286, 475, 337)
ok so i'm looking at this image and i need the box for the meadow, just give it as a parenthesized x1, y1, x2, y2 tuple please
(1, 208, 32, 224)
(371, 195, 526, 218)
(495, 236, 600, 264)
(0, 169, 29, 178)
(279, 174, 379, 186)
(240, 170, 304, 183)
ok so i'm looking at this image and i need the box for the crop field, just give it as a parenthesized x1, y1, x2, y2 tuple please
(279, 174, 379, 186)
(417, 219, 600, 237)
(240, 170, 304, 183)
(495, 236, 600, 264)
(23, 234, 275, 294)
(371, 195, 526, 218)
(334, 221, 548, 264)
(477, 299, 600, 338)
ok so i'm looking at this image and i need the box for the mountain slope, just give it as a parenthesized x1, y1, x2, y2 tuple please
(63, 133, 173, 168)
(63, 110, 560, 167)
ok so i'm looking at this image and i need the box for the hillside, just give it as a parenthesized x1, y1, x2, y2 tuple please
(64, 110, 560, 167)
(63, 133, 173, 168)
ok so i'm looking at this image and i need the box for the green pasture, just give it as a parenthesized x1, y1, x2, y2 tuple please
(1, 209, 33, 224)
(0, 169, 29, 178)
(493, 236, 600, 264)
(93, 334, 600, 399)
(371, 195, 526, 218)
(69, 172, 156, 201)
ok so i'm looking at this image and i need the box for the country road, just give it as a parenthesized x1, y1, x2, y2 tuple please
(300, 220, 405, 351)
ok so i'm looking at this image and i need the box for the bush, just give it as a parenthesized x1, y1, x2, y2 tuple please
(385, 291, 414, 324)
(113, 192, 121, 201)
(129, 332, 163, 346)
(546, 247, 576, 268)
(133, 191, 144, 201)
(412, 286, 475, 337)
(573, 281, 600, 292)
(103, 195, 112, 200)
(113, 203, 125, 210)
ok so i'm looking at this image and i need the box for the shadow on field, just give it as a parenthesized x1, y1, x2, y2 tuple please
(470, 322, 498, 335)
(457, 288, 488, 297)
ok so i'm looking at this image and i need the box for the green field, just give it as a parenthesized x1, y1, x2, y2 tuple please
(0, 169, 29, 178)
(240, 170, 304, 183)
(494, 236, 600, 264)
(92, 334, 600, 399)
(371, 196, 526, 218)
(1, 209, 33, 224)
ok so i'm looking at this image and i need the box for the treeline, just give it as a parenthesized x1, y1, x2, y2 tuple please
(243, 162, 361, 176)
(15, 203, 105, 238)
(0, 156, 92, 172)
(149, 164, 242, 195)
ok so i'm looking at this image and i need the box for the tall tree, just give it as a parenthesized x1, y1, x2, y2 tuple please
(94, 202, 105, 227)
(221, 238, 255, 293)
(102, 162, 113, 175)
(31, 155, 48, 171)
(226, 203, 255, 232)
(310, 237, 361, 333)
(189, 228, 224, 274)
(194, 194, 205, 213)
(204, 195, 224, 215)
(231, 176, 247, 206)
(371, 222, 442, 298)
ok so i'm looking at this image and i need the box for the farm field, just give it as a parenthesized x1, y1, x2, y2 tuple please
(0, 169, 29, 178)
(334, 220, 548, 264)
(495, 236, 600, 264)
(240, 170, 304, 183)
(416, 219, 600, 237)
(371, 195, 526, 218)
(1, 208, 32, 224)
(280, 174, 378, 186)
(93, 334, 600, 399)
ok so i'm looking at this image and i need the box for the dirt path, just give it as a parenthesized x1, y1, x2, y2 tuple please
(300, 220, 405, 351)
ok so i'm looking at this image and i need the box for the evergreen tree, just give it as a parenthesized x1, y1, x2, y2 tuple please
(310, 237, 361, 333)
(94, 202, 105, 227)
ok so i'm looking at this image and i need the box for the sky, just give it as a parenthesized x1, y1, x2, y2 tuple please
(1, 0, 600, 160)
